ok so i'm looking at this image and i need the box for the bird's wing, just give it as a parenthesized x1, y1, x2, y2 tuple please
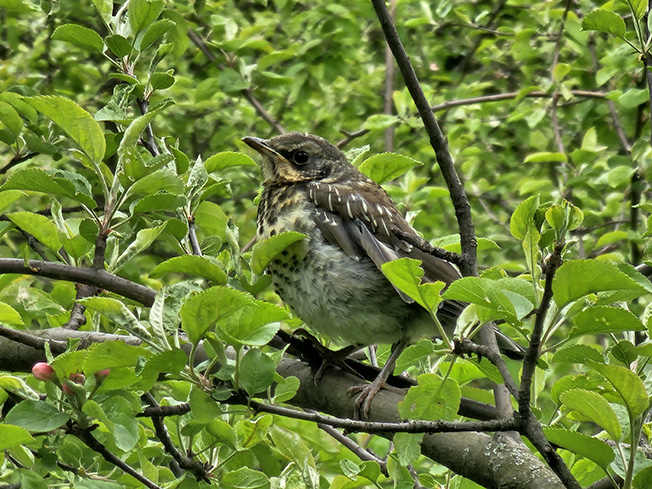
(307, 179, 462, 302)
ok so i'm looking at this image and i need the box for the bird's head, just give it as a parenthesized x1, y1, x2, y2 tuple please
(243, 132, 351, 184)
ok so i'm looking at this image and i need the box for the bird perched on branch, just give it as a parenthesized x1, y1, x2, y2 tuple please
(244, 132, 523, 416)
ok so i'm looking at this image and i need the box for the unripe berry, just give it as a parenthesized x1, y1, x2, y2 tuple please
(69, 373, 85, 385)
(32, 362, 54, 381)
(94, 369, 110, 381)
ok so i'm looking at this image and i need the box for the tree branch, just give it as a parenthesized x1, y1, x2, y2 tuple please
(370, 0, 477, 277)
(0, 258, 156, 306)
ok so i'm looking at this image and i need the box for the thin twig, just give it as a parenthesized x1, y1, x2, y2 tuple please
(188, 217, 203, 256)
(336, 90, 607, 148)
(392, 228, 463, 266)
(371, 0, 477, 277)
(71, 425, 163, 489)
(187, 29, 285, 134)
(316, 420, 388, 476)
(454, 339, 519, 397)
(142, 393, 210, 481)
(1, 152, 38, 174)
(137, 99, 160, 157)
(382, 0, 397, 152)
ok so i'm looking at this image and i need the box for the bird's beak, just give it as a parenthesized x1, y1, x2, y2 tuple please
(243, 137, 283, 160)
(243, 136, 301, 183)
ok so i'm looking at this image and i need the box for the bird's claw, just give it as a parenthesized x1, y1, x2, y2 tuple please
(292, 328, 363, 383)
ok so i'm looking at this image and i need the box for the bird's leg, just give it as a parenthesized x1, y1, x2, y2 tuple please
(293, 328, 365, 383)
(349, 340, 408, 418)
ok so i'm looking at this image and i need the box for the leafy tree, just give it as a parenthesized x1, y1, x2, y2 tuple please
(0, 1, 651, 488)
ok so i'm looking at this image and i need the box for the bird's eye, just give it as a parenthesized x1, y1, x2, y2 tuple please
(293, 151, 310, 165)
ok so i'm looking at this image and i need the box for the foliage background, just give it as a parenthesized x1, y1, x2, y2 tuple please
(0, 0, 651, 488)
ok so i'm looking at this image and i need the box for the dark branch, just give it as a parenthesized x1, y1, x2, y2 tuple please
(370, 0, 477, 277)
(0, 259, 156, 306)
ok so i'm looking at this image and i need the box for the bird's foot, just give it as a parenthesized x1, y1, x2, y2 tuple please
(293, 328, 363, 383)
(349, 378, 407, 418)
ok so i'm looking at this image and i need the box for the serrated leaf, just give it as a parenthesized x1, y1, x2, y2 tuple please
(151, 255, 227, 284)
(25, 96, 105, 163)
(0, 425, 35, 450)
(552, 260, 649, 308)
(104, 34, 131, 57)
(205, 151, 256, 172)
(544, 427, 614, 468)
(113, 222, 167, 272)
(124, 168, 184, 202)
(582, 9, 626, 38)
(570, 306, 645, 338)
(239, 349, 275, 397)
(0, 375, 40, 400)
(128, 0, 164, 34)
(0, 101, 23, 139)
(358, 153, 423, 184)
(82, 341, 151, 376)
(52, 24, 104, 53)
(398, 374, 460, 421)
(443, 276, 517, 322)
(5, 400, 70, 432)
(381, 258, 444, 311)
(139, 18, 176, 51)
(588, 361, 649, 418)
(0, 302, 24, 325)
(560, 389, 622, 440)
(80, 297, 153, 340)
(250, 232, 307, 275)
(7, 211, 61, 251)
(552, 345, 604, 364)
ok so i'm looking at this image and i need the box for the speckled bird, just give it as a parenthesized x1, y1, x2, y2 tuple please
(244, 132, 522, 414)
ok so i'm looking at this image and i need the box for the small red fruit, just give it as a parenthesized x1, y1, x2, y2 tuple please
(94, 369, 110, 381)
(32, 362, 54, 381)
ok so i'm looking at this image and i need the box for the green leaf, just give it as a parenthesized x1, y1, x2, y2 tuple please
(543, 427, 614, 468)
(272, 375, 299, 403)
(0, 190, 24, 215)
(0, 101, 23, 140)
(218, 68, 249, 93)
(235, 415, 273, 449)
(139, 18, 176, 51)
(619, 88, 649, 109)
(510, 195, 540, 240)
(150, 255, 227, 285)
(189, 387, 223, 423)
(217, 299, 287, 347)
(124, 168, 184, 202)
(112, 222, 167, 272)
(0, 375, 40, 400)
(0, 302, 24, 325)
(221, 466, 270, 489)
(358, 153, 423, 184)
(117, 99, 175, 168)
(398, 374, 460, 421)
(570, 306, 645, 338)
(0, 425, 35, 450)
(552, 345, 604, 364)
(180, 286, 255, 343)
(80, 297, 153, 340)
(581, 10, 626, 38)
(25, 96, 105, 163)
(588, 361, 649, 418)
(250, 231, 307, 275)
(205, 151, 256, 172)
(104, 34, 132, 57)
(362, 114, 399, 131)
(150, 71, 175, 90)
(82, 341, 151, 376)
(381, 258, 444, 311)
(52, 24, 104, 53)
(524, 152, 567, 164)
(552, 260, 649, 308)
(560, 389, 622, 440)
(239, 349, 275, 397)
(131, 192, 187, 214)
(443, 277, 517, 322)
(627, 0, 647, 19)
(5, 400, 70, 432)
(634, 465, 652, 489)
(128, 0, 164, 34)
(393, 432, 425, 466)
(7, 211, 61, 251)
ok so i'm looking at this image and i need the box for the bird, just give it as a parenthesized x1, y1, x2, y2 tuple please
(243, 132, 523, 416)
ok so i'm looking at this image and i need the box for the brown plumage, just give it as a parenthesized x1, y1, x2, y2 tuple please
(245, 132, 522, 415)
